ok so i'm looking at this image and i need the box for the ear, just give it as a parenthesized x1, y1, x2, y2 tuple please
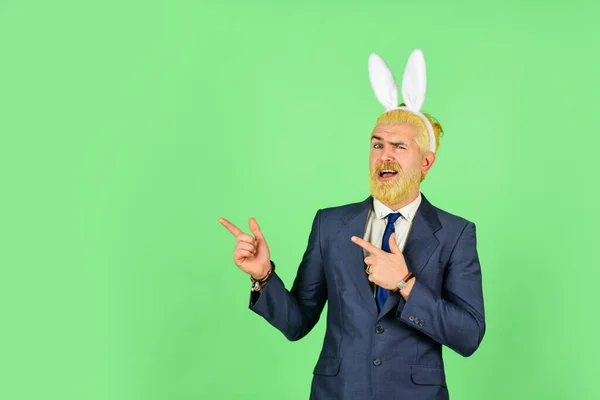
(368, 53, 399, 112)
(401, 49, 427, 113)
(421, 151, 436, 176)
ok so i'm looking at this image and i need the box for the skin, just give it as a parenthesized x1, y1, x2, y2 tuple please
(354, 122, 436, 299)
(368, 123, 435, 209)
(219, 122, 436, 299)
(219, 217, 271, 280)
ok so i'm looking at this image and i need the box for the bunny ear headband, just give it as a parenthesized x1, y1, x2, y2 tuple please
(368, 49, 436, 153)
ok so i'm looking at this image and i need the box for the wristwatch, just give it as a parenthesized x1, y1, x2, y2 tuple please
(392, 272, 414, 293)
(251, 261, 275, 292)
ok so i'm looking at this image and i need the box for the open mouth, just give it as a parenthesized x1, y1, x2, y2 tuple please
(378, 169, 398, 179)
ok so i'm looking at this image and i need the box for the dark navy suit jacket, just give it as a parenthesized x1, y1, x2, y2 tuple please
(250, 193, 485, 399)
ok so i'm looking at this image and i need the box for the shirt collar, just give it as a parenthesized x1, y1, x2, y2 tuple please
(372, 193, 422, 222)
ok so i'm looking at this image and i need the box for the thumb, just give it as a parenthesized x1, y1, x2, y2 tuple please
(248, 218, 265, 241)
(389, 232, 401, 255)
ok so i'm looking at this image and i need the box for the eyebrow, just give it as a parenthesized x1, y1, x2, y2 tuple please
(371, 135, 409, 147)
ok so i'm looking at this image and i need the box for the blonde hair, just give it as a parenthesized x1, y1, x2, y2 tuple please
(375, 105, 444, 155)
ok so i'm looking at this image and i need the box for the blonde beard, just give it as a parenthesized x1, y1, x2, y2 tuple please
(369, 167, 422, 205)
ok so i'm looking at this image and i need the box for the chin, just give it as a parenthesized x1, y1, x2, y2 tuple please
(370, 186, 412, 205)
(369, 171, 421, 205)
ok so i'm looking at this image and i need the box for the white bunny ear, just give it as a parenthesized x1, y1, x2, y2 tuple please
(401, 49, 427, 112)
(368, 53, 398, 111)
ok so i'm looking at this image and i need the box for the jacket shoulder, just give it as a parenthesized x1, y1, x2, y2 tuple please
(317, 197, 370, 218)
(428, 202, 475, 231)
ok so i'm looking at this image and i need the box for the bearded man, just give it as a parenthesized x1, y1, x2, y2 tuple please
(219, 49, 485, 400)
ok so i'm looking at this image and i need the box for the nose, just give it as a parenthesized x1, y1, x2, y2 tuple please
(380, 147, 394, 162)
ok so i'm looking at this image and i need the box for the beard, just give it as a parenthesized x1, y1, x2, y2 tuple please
(369, 162, 422, 205)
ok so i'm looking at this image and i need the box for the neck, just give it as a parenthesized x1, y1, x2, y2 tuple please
(380, 187, 420, 211)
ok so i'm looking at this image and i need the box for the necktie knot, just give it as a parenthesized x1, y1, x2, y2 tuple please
(386, 212, 402, 224)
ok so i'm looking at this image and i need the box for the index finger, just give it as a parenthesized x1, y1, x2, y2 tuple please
(351, 236, 383, 256)
(219, 218, 243, 237)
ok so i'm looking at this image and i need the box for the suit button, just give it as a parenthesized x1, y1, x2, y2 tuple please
(375, 325, 385, 334)
(373, 358, 382, 366)
(409, 316, 415, 322)
(419, 320, 425, 326)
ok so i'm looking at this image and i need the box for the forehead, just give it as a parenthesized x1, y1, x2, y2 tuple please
(371, 123, 419, 142)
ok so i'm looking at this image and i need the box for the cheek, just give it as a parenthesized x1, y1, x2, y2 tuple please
(369, 153, 377, 167)
(403, 153, 421, 169)
(394, 157, 407, 168)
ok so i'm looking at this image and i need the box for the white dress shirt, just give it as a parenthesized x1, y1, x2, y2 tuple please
(362, 193, 422, 296)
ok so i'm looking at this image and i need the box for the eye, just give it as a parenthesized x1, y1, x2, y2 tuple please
(396, 145, 406, 150)
(373, 143, 383, 149)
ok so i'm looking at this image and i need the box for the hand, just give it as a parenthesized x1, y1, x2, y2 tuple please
(351, 232, 408, 290)
(219, 217, 272, 280)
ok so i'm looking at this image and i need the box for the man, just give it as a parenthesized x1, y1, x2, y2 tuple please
(219, 49, 485, 399)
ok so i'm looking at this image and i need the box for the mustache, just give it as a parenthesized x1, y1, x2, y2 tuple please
(373, 162, 403, 173)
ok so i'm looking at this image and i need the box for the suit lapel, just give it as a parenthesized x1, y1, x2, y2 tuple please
(333, 196, 379, 316)
(377, 193, 441, 320)
(331, 193, 442, 319)
(402, 193, 441, 276)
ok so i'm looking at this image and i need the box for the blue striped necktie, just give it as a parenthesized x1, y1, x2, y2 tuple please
(376, 212, 402, 310)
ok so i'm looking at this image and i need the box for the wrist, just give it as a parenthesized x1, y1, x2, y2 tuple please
(251, 261, 273, 280)
(392, 272, 414, 293)
(250, 261, 275, 292)
(252, 270, 269, 281)
(400, 277, 415, 300)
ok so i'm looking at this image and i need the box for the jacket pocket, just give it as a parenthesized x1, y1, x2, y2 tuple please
(313, 356, 342, 376)
(410, 365, 447, 387)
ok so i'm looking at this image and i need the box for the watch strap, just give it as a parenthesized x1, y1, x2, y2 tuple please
(392, 272, 414, 293)
(250, 260, 275, 292)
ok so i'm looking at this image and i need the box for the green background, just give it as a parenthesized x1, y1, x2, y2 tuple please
(1, 0, 599, 399)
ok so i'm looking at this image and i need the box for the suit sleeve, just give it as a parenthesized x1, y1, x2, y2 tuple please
(248, 209, 327, 341)
(397, 221, 486, 357)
